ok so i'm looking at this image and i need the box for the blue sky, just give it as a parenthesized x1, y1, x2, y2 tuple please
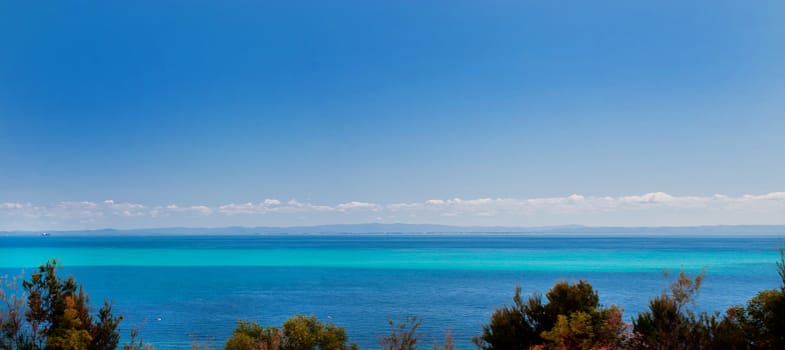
(1, 1, 784, 229)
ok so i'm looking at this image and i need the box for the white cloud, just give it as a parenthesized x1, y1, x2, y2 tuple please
(336, 201, 378, 211)
(741, 192, 785, 201)
(157, 204, 213, 216)
(263, 199, 282, 206)
(1, 191, 784, 230)
(103, 200, 146, 217)
(1, 202, 30, 209)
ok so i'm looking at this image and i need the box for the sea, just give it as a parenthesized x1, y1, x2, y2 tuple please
(1, 234, 783, 349)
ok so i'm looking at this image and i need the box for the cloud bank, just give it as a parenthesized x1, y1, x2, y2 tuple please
(1, 192, 784, 230)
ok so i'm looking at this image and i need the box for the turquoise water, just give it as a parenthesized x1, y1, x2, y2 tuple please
(0, 247, 776, 273)
(1, 235, 783, 349)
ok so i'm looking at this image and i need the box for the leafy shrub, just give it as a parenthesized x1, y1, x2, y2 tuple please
(223, 315, 357, 350)
(0, 259, 122, 350)
(475, 281, 626, 350)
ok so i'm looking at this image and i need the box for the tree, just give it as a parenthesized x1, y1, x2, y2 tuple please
(475, 282, 625, 350)
(1, 259, 124, 350)
(472, 286, 541, 350)
(740, 249, 785, 349)
(742, 290, 785, 349)
(281, 315, 356, 350)
(690, 307, 748, 350)
(543, 281, 599, 328)
(540, 282, 626, 350)
(45, 290, 93, 350)
(91, 301, 123, 350)
(223, 315, 357, 350)
(1, 273, 27, 349)
(629, 269, 749, 350)
(224, 320, 281, 350)
(633, 270, 700, 349)
(541, 311, 595, 350)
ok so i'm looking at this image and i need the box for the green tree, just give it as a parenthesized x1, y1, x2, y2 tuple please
(739, 249, 785, 349)
(224, 320, 281, 350)
(541, 311, 595, 350)
(475, 282, 625, 350)
(543, 281, 599, 329)
(472, 286, 542, 350)
(90, 301, 123, 350)
(540, 282, 626, 350)
(743, 290, 785, 349)
(224, 315, 357, 350)
(3, 259, 124, 350)
(46, 290, 93, 350)
(630, 269, 747, 350)
(281, 315, 356, 350)
(690, 307, 748, 350)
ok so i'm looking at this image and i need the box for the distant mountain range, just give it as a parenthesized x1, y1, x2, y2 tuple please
(3, 224, 785, 236)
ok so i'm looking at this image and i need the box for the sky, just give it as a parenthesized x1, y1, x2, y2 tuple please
(1, 1, 784, 230)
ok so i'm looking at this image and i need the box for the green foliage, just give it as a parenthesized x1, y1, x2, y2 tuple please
(632, 270, 706, 349)
(743, 289, 785, 349)
(281, 315, 320, 350)
(0, 259, 123, 350)
(224, 320, 281, 350)
(223, 315, 357, 350)
(90, 301, 123, 350)
(224, 332, 256, 350)
(738, 250, 785, 349)
(631, 269, 763, 350)
(540, 284, 626, 350)
(281, 315, 356, 350)
(630, 253, 785, 350)
(690, 307, 748, 350)
(543, 280, 599, 328)
(472, 286, 541, 350)
(475, 282, 625, 350)
(541, 311, 594, 350)
(46, 328, 92, 350)
(46, 288, 93, 349)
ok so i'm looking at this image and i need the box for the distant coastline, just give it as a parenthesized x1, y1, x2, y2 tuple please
(3, 223, 785, 236)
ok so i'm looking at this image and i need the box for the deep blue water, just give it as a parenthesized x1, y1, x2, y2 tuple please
(1, 234, 783, 349)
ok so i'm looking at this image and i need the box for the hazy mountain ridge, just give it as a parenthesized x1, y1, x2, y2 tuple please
(3, 224, 785, 236)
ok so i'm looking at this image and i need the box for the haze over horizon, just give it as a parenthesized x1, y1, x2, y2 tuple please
(2, 1, 784, 230)
(2, 191, 785, 231)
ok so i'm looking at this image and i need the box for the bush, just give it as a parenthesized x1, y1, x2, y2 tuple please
(0, 259, 123, 350)
(632, 269, 712, 349)
(475, 281, 626, 350)
(738, 250, 785, 349)
(223, 315, 357, 350)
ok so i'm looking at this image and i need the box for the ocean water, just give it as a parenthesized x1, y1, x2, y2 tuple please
(1, 234, 783, 349)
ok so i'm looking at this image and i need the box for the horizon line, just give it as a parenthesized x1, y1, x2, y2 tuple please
(4, 223, 785, 235)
